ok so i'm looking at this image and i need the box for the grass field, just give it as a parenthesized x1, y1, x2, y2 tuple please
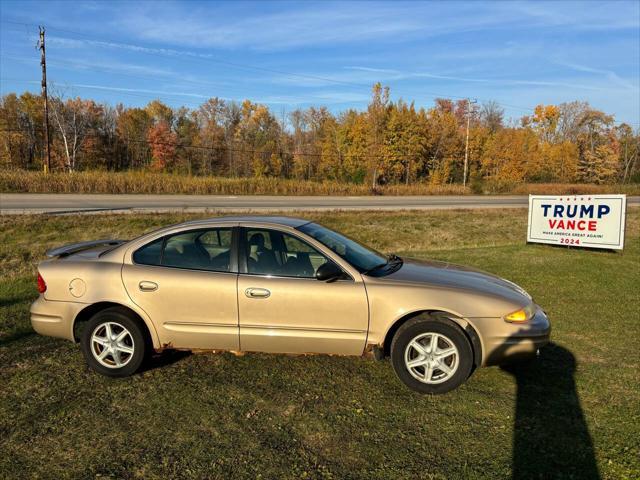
(2, 169, 640, 196)
(1, 209, 639, 479)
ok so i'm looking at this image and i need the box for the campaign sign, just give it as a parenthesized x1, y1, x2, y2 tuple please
(527, 195, 627, 250)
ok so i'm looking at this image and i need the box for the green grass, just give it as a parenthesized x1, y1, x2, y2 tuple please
(1, 209, 639, 479)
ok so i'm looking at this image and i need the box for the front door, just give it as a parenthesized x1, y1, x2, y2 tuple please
(237, 228, 369, 355)
(122, 227, 239, 350)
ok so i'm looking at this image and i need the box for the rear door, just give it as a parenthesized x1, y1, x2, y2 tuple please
(122, 227, 239, 350)
(237, 227, 369, 355)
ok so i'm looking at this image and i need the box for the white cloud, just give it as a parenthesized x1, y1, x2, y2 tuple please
(555, 61, 637, 91)
(111, 1, 639, 52)
(51, 83, 210, 99)
(46, 35, 214, 59)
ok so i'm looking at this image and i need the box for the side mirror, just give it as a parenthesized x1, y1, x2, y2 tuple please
(315, 261, 344, 282)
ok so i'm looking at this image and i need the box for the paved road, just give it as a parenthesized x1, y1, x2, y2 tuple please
(1, 193, 638, 214)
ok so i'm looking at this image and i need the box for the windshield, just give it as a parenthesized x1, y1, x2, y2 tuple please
(297, 222, 387, 273)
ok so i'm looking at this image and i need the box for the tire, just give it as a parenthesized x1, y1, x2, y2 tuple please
(390, 314, 474, 394)
(80, 307, 147, 377)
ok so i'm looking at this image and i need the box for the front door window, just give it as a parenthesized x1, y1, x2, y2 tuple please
(245, 229, 329, 278)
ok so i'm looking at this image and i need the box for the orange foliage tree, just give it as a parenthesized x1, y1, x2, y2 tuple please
(146, 121, 177, 171)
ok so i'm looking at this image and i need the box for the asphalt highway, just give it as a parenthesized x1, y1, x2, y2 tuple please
(1, 193, 638, 214)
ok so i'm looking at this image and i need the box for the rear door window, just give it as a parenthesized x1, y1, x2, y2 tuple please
(133, 228, 233, 272)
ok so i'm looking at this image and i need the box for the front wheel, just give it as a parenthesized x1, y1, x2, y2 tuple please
(81, 308, 147, 377)
(390, 315, 473, 394)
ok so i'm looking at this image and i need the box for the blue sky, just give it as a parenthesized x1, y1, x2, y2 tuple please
(1, 0, 639, 125)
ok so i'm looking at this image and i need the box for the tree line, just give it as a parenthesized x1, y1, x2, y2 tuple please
(1, 83, 638, 185)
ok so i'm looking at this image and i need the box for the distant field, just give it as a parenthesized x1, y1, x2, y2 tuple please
(1, 209, 639, 479)
(2, 169, 639, 196)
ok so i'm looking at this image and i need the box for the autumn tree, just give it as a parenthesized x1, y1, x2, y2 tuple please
(146, 100, 174, 126)
(523, 104, 561, 144)
(0, 93, 44, 169)
(336, 110, 369, 183)
(193, 98, 227, 175)
(235, 100, 282, 177)
(0, 87, 636, 186)
(616, 123, 639, 183)
(147, 121, 177, 171)
(575, 108, 618, 183)
(50, 96, 102, 171)
(367, 83, 390, 187)
(480, 101, 504, 133)
(381, 100, 424, 184)
(116, 106, 152, 169)
(481, 128, 540, 182)
(424, 102, 462, 184)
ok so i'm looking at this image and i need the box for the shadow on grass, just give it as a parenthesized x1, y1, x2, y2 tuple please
(0, 329, 35, 347)
(0, 292, 36, 309)
(139, 349, 191, 373)
(500, 342, 600, 479)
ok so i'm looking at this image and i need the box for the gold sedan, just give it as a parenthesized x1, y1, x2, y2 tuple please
(31, 216, 550, 393)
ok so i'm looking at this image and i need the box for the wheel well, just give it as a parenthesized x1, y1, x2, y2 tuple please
(382, 310, 483, 368)
(73, 302, 152, 347)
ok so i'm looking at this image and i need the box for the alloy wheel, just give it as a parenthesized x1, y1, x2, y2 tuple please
(404, 332, 459, 384)
(90, 321, 135, 368)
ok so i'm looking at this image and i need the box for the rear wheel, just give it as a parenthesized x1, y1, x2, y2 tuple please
(81, 308, 147, 377)
(391, 315, 473, 394)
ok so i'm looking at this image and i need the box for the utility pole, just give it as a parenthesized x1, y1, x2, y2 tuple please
(463, 98, 477, 188)
(38, 26, 52, 173)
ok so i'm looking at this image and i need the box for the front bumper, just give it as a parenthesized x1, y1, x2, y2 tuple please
(474, 305, 551, 366)
(30, 295, 80, 342)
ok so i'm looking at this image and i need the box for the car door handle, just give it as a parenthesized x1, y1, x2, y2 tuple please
(139, 281, 158, 292)
(245, 287, 270, 299)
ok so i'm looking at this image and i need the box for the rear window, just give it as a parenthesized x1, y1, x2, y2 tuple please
(132, 238, 163, 266)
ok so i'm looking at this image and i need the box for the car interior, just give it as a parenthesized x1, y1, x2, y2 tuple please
(246, 230, 325, 278)
(133, 228, 329, 277)
(161, 229, 232, 271)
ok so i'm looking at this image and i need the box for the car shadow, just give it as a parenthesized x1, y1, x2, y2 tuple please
(139, 349, 192, 373)
(496, 339, 600, 479)
(0, 292, 36, 308)
(0, 329, 35, 347)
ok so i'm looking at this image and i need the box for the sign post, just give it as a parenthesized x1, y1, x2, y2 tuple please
(527, 195, 627, 250)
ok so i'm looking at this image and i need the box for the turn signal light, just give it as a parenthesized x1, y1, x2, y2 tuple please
(504, 304, 535, 323)
(37, 272, 47, 294)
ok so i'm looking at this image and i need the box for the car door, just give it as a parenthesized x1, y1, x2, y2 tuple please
(237, 227, 369, 355)
(122, 227, 239, 350)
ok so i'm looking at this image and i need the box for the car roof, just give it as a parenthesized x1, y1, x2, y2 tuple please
(179, 215, 312, 228)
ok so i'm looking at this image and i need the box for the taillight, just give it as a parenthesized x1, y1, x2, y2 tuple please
(37, 272, 47, 294)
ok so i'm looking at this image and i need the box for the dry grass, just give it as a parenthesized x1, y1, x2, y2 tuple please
(0, 170, 463, 195)
(2, 169, 638, 196)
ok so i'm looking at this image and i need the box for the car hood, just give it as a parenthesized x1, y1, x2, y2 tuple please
(373, 257, 532, 304)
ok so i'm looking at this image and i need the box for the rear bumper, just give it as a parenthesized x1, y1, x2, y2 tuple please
(475, 306, 551, 366)
(30, 296, 80, 342)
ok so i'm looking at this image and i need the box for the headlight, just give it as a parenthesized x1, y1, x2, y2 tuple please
(504, 303, 536, 323)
